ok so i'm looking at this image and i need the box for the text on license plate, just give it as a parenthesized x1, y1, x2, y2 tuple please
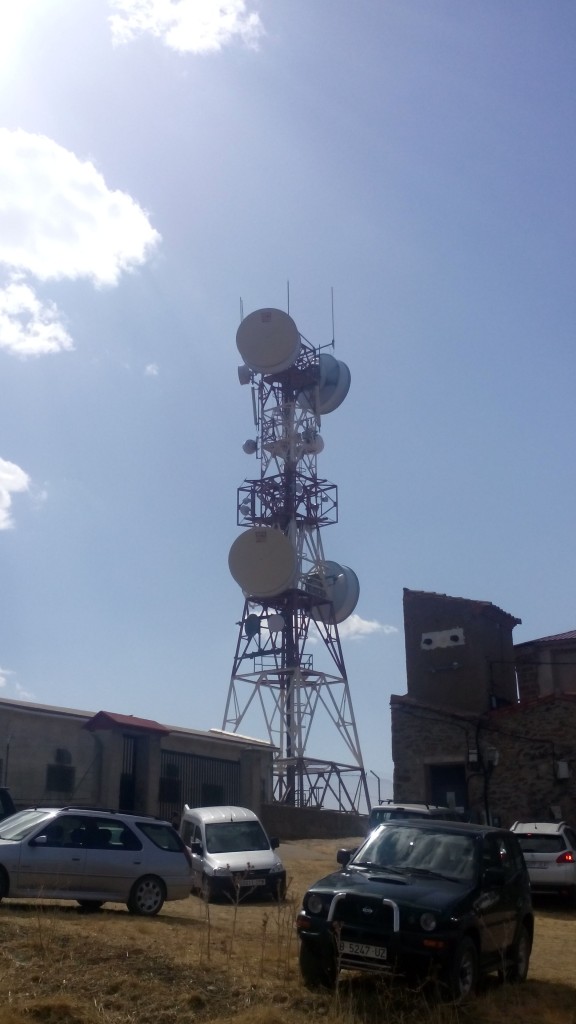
(237, 877, 266, 887)
(340, 941, 387, 960)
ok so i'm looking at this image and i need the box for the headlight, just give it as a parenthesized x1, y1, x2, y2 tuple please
(419, 912, 437, 932)
(306, 893, 326, 915)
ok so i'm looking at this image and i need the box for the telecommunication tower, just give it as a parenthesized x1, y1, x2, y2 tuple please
(223, 307, 369, 813)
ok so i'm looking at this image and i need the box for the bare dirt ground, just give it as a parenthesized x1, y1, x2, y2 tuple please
(0, 836, 574, 1024)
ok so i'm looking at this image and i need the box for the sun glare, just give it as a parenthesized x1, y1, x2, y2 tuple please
(0, 0, 40, 79)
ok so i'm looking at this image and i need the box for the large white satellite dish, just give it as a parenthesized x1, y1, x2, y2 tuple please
(229, 527, 297, 597)
(304, 559, 360, 623)
(236, 308, 301, 375)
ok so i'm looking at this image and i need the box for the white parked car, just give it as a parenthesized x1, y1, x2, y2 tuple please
(0, 807, 192, 915)
(510, 821, 576, 905)
(179, 804, 286, 901)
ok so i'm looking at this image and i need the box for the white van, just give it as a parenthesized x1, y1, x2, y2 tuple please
(179, 805, 286, 901)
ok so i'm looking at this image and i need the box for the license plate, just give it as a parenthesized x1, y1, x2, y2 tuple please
(237, 877, 266, 887)
(340, 941, 387, 961)
(530, 862, 549, 870)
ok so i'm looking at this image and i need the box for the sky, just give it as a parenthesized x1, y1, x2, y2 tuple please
(1, 0, 575, 809)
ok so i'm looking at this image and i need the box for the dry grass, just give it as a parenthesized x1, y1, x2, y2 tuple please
(0, 837, 575, 1024)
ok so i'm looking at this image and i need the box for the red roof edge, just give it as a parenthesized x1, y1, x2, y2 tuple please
(83, 710, 170, 735)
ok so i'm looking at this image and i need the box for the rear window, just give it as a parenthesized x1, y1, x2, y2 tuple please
(137, 822, 186, 852)
(370, 808, 430, 826)
(516, 834, 566, 854)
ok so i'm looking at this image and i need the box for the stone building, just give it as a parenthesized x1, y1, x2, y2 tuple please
(391, 589, 576, 826)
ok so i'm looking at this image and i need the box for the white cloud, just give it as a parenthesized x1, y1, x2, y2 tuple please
(144, 362, 159, 376)
(0, 666, 35, 701)
(0, 128, 160, 287)
(0, 279, 73, 357)
(338, 614, 398, 641)
(0, 457, 30, 530)
(0, 127, 160, 357)
(108, 0, 264, 53)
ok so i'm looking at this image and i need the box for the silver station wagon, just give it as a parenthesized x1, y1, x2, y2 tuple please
(0, 806, 192, 915)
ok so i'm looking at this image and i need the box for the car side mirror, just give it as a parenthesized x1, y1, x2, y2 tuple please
(270, 836, 280, 849)
(337, 848, 355, 867)
(30, 835, 48, 846)
(483, 866, 506, 886)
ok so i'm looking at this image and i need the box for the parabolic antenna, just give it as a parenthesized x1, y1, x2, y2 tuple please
(229, 527, 297, 598)
(298, 353, 351, 414)
(236, 308, 301, 375)
(304, 560, 360, 624)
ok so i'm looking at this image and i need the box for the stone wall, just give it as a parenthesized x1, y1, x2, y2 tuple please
(391, 694, 576, 827)
(260, 803, 367, 841)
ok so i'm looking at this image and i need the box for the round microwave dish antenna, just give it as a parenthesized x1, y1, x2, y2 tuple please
(319, 357, 351, 414)
(229, 527, 297, 598)
(298, 353, 351, 414)
(236, 307, 301, 375)
(304, 559, 360, 623)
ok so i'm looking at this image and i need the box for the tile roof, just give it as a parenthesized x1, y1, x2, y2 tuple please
(515, 629, 576, 649)
(403, 588, 521, 625)
(84, 710, 170, 734)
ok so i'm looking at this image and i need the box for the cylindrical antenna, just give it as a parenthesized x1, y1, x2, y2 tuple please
(287, 280, 290, 315)
(331, 287, 335, 348)
(240, 297, 244, 321)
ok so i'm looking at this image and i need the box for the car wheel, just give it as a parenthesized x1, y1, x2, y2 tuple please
(271, 876, 287, 902)
(200, 874, 214, 902)
(127, 875, 166, 916)
(77, 900, 104, 912)
(299, 942, 337, 990)
(443, 936, 478, 1002)
(501, 924, 532, 983)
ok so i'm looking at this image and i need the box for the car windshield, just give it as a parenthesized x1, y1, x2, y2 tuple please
(516, 834, 566, 854)
(205, 820, 270, 853)
(352, 825, 477, 882)
(0, 809, 55, 841)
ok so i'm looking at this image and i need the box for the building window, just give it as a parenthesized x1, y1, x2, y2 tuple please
(46, 764, 75, 793)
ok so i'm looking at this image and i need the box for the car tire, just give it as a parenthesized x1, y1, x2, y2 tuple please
(200, 874, 214, 903)
(270, 876, 287, 902)
(299, 942, 337, 990)
(127, 875, 166, 916)
(501, 923, 532, 983)
(77, 900, 104, 912)
(443, 936, 478, 1002)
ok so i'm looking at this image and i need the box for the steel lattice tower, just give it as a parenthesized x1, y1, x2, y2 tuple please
(223, 308, 369, 813)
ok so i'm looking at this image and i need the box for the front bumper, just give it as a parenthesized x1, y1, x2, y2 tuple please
(209, 869, 286, 899)
(297, 898, 457, 977)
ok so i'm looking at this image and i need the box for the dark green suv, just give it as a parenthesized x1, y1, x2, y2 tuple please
(296, 820, 533, 1002)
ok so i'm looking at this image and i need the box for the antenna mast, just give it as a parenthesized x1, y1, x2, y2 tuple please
(223, 307, 369, 812)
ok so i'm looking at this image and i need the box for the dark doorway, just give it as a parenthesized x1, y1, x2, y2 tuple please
(429, 764, 468, 809)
